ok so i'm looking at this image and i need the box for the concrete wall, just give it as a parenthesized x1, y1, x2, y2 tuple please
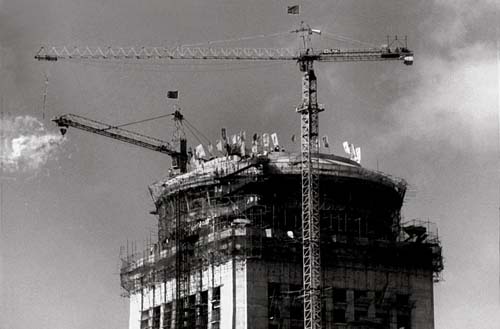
(410, 269, 435, 329)
(128, 259, 434, 329)
(128, 258, 248, 329)
(244, 260, 435, 329)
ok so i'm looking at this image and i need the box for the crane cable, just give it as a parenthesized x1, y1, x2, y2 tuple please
(180, 30, 293, 47)
(183, 123, 205, 147)
(112, 111, 214, 152)
(113, 113, 174, 129)
(321, 31, 378, 48)
(183, 118, 212, 146)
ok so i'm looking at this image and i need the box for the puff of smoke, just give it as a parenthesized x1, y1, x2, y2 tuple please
(1, 115, 66, 173)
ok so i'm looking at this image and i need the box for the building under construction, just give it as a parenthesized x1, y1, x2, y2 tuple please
(38, 23, 439, 329)
(119, 151, 443, 329)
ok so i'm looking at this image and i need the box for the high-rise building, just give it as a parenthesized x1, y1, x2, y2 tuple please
(120, 152, 443, 329)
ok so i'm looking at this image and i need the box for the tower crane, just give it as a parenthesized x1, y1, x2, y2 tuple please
(53, 111, 188, 173)
(53, 110, 192, 328)
(36, 23, 414, 329)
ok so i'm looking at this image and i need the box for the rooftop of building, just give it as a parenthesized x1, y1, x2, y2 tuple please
(148, 152, 407, 204)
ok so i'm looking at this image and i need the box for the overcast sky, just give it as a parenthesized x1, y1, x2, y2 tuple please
(1, 1, 499, 328)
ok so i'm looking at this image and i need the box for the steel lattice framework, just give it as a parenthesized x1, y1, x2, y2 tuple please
(36, 27, 413, 329)
(36, 44, 413, 64)
(52, 113, 188, 172)
(297, 60, 323, 329)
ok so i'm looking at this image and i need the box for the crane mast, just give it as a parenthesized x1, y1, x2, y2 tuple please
(297, 58, 322, 329)
(37, 25, 413, 329)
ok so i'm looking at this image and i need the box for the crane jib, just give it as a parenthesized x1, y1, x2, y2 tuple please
(35, 46, 413, 64)
(52, 115, 181, 158)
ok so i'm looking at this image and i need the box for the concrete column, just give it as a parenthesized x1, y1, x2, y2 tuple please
(129, 293, 142, 329)
(246, 262, 267, 329)
(172, 300, 178, 329)
(207, 287, 213, 329)
(367, 291, 376, 319)
(324, 294, 334, 329)
(196, 291, 202, 329)
(411, 272, 435, 329)
(346, 289, 355, 322)
(390, 305, 398, 329)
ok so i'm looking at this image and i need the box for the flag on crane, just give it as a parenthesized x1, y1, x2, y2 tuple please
(167, 90, 178, 99)
(287, 5, 299, 15)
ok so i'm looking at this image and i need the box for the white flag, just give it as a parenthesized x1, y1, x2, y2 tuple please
(263, 133, 270, 148)
(195, 144, 206, 159)
(216, 140, 223, 152)
(355, 147, 361, 164)
(322, 136, 329, 148)
(251, 144, 258, 155)
(349, 144, 356, 160)
(240, 141, 246, 157)
(271, 133, 279, 147)
(343, 141, 350, 154)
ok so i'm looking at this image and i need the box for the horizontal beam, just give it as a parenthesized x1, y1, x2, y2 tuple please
(35, 46, 413, 64)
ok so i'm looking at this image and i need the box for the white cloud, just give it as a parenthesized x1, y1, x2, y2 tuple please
(1, 115, 65, 173)
(429, 0, 497, 45)
(378, 42, 498, 156)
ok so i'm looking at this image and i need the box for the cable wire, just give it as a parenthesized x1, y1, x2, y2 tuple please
(114, 113, 174, 128)
(180, 31, 292, 47)
(184, 119, 212, 145)
(321, 31, 379, 48)
(183, 122, 205, 146)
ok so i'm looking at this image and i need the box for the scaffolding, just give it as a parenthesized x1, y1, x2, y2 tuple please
(120, 153, 442, 329)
